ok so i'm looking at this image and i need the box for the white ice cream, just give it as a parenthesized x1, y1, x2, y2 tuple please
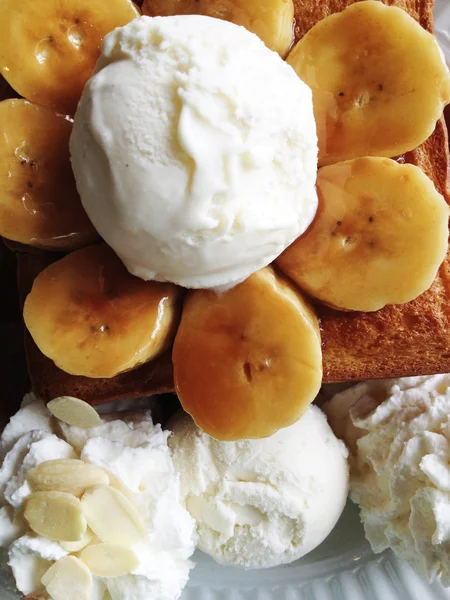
(70, 15, 318, 290)
(169, 407, 348, 569)
(0, 397, 196, 599)
(323, 374, 450, 585)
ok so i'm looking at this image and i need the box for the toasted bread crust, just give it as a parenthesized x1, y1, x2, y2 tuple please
(297, 0, 450, 382)
(319, 115, 450, 382)
(6, 0, 450, 403)
(293, 0, 434, 41)
(25, 333, 174, 403)
(16, 252, 175, 403)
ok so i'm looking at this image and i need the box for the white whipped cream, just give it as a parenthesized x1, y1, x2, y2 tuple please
(324, 374, 450, 585)
(1, 431, 75, 508)
(169, 406, 348, 569)
(9, 535, 67, 596)
(0, 393, 55, 459)
(0, 397, 196, 599)
(70, 15, 318, 290)
(0, 506, 23, 549)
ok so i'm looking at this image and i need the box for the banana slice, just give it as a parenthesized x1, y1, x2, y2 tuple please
(276, 157, 449, 312)
(142, 0, 294, 57)
(173, 266, 322, 441)
(0, 0, 139, 115)
(0, 99, 97, 251)
(287, 1, 450, 166)
(23, 244, 182, 378)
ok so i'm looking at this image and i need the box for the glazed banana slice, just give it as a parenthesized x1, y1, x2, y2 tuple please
(0, 99, 97, 251)
(173, 266, 322, 441)
(0, 0, 139, 115)
(276, 157, 449, 312)
(142, 0, 294, 57)
(23, 244, 182, 378)
(287, 1, 450, 166)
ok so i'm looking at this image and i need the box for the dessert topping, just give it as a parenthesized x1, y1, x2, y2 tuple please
(46, 398, 101, 429)
(24, 491, 87, 542)
(27, 459, 110, 496)
(60, 529, 93, 553)
(277, 157, 450, 312)
(80, 543, 139, 577)
(41, 556, 93, 600)
(81, 485, 146, 548)
(0, 397, 196, 599)
(287, 1, 450, 165)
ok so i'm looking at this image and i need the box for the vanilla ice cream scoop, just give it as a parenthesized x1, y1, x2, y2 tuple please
(169, 407, 348, 569)
(324, 374, 450, 586)
(70, 15, 318, 289)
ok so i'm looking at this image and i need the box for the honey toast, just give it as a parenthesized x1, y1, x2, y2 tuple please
(5, 0, 450, 403)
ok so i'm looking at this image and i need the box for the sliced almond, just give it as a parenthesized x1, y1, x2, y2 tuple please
(27, 459, 110, 497)
(47, 397, 101, 429)
(41, 556, 93, 600)
(80, 543, 139, 577)
(81, 485, 145, 548)
(106, 472, 136, 502)
(61, 528, 93, 553)
(24, 491, 87, 542)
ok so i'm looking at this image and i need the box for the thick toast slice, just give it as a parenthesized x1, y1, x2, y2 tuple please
(8, 0, 450, 402)
(297, 0, 450, 382)
(319, 115, 450, 382)
(16, 252, 175, 403)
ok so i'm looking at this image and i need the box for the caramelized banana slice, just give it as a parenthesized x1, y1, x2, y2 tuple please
(0, 99, 97, 250)
(287, 1, 450, 166)
(173, 267, 322, 441)
(142, 0, 294, 56)
(277, 157, 449, 312)
(0, 0, 139, 115)
(23, 244, 182, 378)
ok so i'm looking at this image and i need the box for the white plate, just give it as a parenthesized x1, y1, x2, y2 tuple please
(436, 0, 450, 62)
(2, 3, 450, 599)
(186, 502, 450, 600)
